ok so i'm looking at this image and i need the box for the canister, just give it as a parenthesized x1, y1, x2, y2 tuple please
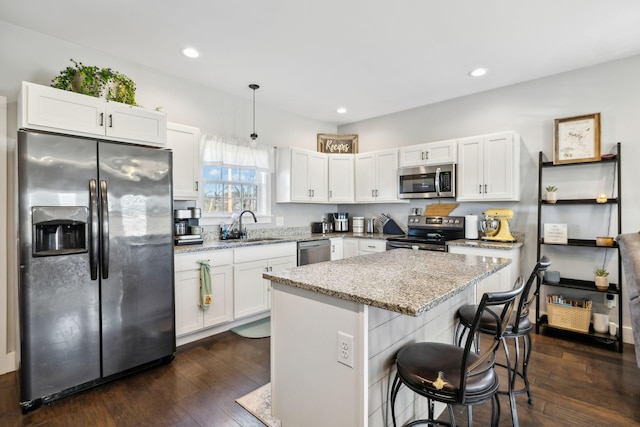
(366, 218, 375, 233)
(353, 217, 364, 233)
(464, 215, 479, 239)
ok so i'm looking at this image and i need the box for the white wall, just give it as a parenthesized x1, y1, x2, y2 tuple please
(338, 54, 640, 341)
(0, 19, 338, 371)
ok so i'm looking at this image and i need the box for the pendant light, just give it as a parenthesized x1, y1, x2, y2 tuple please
(249, 83, 260, 140)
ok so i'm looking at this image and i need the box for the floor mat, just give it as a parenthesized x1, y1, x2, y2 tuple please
(230, 317, 270, 338)
(236, 383, 281, 427)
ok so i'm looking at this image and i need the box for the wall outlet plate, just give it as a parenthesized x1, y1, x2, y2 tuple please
(337, 331, 354, 368)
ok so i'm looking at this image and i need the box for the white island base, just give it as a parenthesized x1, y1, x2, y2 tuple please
(271, 280, 478, 426)
(266, 249, 509, 426)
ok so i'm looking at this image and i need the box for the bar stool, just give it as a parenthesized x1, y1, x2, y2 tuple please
(390, 280, 525, 427)
(454, 257, 551, 427)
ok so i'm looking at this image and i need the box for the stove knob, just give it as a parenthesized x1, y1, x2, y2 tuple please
(454, 219, 460, 224)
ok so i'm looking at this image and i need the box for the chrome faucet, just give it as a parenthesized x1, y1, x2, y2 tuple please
(239, 210, 257, 239)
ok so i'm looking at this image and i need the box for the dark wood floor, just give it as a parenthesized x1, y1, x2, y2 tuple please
(0, 330, 638, 426)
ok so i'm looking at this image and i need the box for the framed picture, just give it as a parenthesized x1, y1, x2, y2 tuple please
(317, 134, 358, 154)
(543, 223, 568, 245)
(553, 113, 600, 165)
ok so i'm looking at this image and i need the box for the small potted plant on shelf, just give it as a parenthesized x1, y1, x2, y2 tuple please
(545, 185, 558, 203)
(594, 268, 609, 290)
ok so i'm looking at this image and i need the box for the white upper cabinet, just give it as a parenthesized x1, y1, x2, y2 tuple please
(19, 81, 167, 147)
(276, 147, 328, 203)
(457, 131, 520, 201)
(167, 122, 200, 200)
(355, 148, 399, 202)
(399, 139, 457, 167)
(328, 154, 355, 202)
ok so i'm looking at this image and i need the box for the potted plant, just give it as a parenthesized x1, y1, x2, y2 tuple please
(594, 268, 609, 290)
(51, 59, 137, 106)
(545, 185, 558, 203)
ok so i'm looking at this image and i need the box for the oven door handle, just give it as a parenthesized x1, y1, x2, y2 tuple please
(435, 167, 441, 197)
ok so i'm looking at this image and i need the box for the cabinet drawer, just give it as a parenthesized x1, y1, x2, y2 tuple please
(234, 242, 296, 263)
(175, 250, 233, 271)
(358, 239, 386, 252)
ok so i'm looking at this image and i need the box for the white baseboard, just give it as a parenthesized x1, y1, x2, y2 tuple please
(0, 351, 17, 375)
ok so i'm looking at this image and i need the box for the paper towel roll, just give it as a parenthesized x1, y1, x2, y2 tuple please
(465, 215, 479, 239)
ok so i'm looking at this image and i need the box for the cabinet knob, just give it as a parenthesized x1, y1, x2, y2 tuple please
(99, 112, 104, 127)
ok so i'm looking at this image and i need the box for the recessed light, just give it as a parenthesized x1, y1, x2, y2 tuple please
(182, 47, 200, 58)
(336, 107, 347, 114)
(468, 68, 487, 77)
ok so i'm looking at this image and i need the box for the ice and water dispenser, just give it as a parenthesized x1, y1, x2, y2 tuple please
(32, 206, 88, 256)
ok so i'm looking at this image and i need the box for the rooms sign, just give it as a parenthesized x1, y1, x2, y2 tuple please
(317, 134, 359, 154)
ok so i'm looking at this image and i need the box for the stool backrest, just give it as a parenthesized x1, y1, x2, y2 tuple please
(460, 277, 525, 400)
(513, 256, 551, 333)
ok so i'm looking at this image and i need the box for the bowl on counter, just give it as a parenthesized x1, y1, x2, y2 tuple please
(595, 236, 614, 247)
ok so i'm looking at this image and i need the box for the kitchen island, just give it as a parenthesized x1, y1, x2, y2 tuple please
(264, 249, 510, 427)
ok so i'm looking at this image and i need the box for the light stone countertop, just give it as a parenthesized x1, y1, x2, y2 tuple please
(174, 232, 399, 254)
(447, 239, 524, 250)
(263, 248, 511, 317)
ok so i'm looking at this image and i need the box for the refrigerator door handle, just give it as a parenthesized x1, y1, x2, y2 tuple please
(89, 179, 99, 280)
(100, 180, 110, 279)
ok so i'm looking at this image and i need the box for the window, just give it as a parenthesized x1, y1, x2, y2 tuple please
(200, 134, 273, 218)
(202, 166, 269, 215)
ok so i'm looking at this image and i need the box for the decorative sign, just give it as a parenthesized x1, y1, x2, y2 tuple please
(554, 113, 601, 165)
(544, 223, 568, 244)
(317, 134, 359, 154)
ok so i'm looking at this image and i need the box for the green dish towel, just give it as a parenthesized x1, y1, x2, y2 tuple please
(197, 260, 212, 309)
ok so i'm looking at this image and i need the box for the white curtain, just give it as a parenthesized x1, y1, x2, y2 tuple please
(201, 134, 274, 172)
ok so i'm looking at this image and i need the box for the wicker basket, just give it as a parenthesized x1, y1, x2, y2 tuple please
(547, 302, 591, 333)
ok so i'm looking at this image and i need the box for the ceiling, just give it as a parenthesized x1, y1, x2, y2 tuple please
(2, 1, 640, 125)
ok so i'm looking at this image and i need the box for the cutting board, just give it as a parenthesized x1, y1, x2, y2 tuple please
(424, 203, 459, 216)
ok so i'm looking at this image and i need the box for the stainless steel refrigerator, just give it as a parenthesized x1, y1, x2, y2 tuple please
(17, 130, 175, 411)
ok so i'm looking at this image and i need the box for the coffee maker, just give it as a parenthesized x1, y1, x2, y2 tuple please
(174, 207, 204, 245)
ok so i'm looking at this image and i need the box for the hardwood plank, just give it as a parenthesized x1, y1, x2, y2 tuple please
(0, 330, 637, 426)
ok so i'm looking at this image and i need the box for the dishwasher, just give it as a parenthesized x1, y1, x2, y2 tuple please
(297, 239, 331, 266)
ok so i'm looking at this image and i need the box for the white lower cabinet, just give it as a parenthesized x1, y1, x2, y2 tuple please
(174, 250, 233, 337)
(330, 237, 344, 260)
(343, 238, 359, 259)
(358, 239, 387, 255)
(233, 243, 296, 319)
(448, 245, 521, 303)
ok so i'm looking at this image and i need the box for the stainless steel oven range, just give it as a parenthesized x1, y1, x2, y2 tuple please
(386, 215, 465, 251)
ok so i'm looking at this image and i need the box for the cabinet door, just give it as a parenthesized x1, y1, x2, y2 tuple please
(234, 260, 269, 318)
(427, 140, 457, 165)
(328, 155, 354, 202)
(22, 81, 105, 136)
(343, 238, 359, 259)
(308, 151, 328, 202)
(290, 149, 312, 201)
(167, 123, 200, 200)
(483, 132, 516, 200)
(330, 238, 344, 261)
(267, 256, 296, 309)
(399, 143, 429, 167)
(375, 149, 399, 201)
(105, 102, 167, 147)
(456, 136, 484, 201)
(174, 269, 204, 336)
(355, 153, 377, 202)
(203, 264, 234, 328)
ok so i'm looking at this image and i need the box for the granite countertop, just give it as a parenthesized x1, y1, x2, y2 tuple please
(263, 249, 510, 317)
(447, 239, 524, 250)
(174, 232, 400, 254)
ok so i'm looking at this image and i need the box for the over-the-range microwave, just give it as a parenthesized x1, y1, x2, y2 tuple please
(398, 164, 456, 199)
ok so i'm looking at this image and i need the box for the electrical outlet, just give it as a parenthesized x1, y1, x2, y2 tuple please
(276, 216, 284, 226)
(337, 331, 354, 368)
